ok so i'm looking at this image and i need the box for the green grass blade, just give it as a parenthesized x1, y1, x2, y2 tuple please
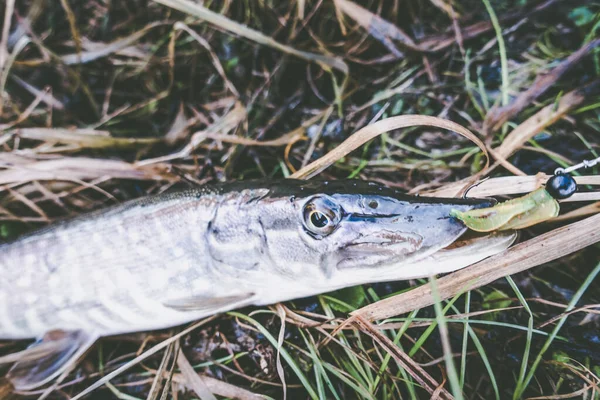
(431, 276, 464, 400)
(459, 291, 470, 389)
(516, 262, 600, 398)
(507, 276, 534, 400)
(228, 312, 319, 400)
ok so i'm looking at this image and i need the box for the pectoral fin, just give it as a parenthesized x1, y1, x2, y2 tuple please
(7, 330, 97, 391)
(162, 293, 255, 313)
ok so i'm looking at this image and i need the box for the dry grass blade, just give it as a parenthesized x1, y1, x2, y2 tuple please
(494, 80, 600, 159)
(201, 130, 304, 147)
(60, 23, 163, 65)
(164, 104, 191, 145)
(419, 0, 560, 52)
(0, 157, 177, 184)
(152, 0, 348, 73)
(484, 38, 600, 133)
(176, 349, 217, 400)
(353, 213, 600, 320)
(173, 374, 267, 400)
(71, 317, 216, 400)
(333, 0, 426, 55)
(140, 101, 247, 164)
(526, 385, 594, 399)
(9, 75, 65, 111)
(427, 174, 600, 200)
(290, 115, 488, 180)
(0, 340, 70, 365)
(0, 36, 30, 112)
(0, 87, 49, 131)
(275, 304, 287, 400)
(0, 0, 16, 69)
(353, 315, 453, 399)
(554, 201, 600, 222)
(174, 22, 239, 97)
(59, 0, 81, 62)
(146, 340, 178, 400)
(14, 128, 161, 150)
(3, 1, 599, 398)
(429, 0, 459, 19)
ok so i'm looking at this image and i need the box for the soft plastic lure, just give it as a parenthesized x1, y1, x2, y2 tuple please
(451, 173, 577, 232)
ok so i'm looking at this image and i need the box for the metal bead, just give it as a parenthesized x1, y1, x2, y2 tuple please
(546, 173, 577, 199)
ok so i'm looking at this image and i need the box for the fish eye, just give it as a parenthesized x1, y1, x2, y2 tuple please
(310, 211, 329, 228)
(302, 196, 341, 238)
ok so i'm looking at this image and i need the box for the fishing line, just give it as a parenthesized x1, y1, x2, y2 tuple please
(554, 155, 600, 175)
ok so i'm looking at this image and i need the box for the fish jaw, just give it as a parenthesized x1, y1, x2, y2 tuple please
(371, 230, 518, 281)
(314, 195, 493, 277)
(254, 231, 517, 305)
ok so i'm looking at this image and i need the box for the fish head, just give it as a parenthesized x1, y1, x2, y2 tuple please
(277, 180, 495, 283)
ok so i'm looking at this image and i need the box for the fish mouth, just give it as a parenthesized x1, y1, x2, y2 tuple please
(345, 230, 423, 250)
(334, 230, 424, 269)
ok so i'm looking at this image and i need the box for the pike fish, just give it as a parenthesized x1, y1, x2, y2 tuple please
(0, 179, 515, 390)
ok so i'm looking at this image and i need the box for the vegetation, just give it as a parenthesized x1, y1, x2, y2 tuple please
(1, 0, 599, 398)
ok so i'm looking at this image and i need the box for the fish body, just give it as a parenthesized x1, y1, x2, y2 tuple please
(0, 179, 515, 389)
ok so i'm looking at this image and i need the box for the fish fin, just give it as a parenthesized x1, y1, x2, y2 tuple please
(162, 293, 255, 312)
(7, 330, 97, 391)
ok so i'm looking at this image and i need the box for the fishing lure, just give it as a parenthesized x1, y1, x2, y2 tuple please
(451, 156, 599, 232)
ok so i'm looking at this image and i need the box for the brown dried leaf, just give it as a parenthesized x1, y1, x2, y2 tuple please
(353, 213, 600, 320)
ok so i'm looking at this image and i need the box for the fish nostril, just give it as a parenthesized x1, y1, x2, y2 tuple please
(368, 200, 379, 209)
